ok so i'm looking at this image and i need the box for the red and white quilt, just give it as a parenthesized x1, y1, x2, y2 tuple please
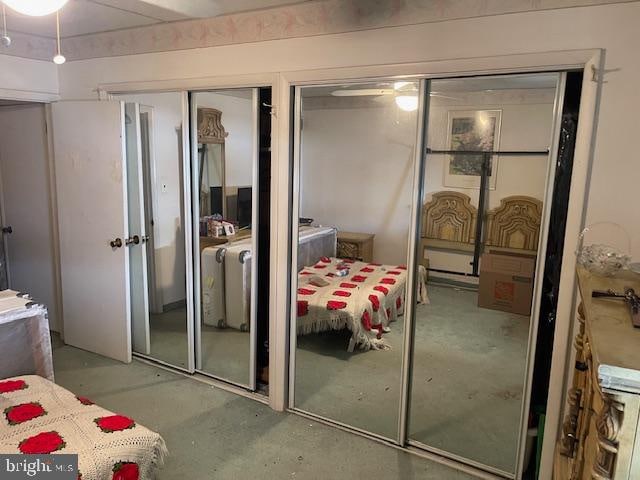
(0, 375, 167, 480)
(296, 257, 428, 350)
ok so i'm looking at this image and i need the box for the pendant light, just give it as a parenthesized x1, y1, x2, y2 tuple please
(2, 0, 69, 17)
(52, 9, 65, 64)
(1, 4, 10, 47)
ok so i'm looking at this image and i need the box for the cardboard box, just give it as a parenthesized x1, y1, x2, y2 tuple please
(478, 252, 536, 316)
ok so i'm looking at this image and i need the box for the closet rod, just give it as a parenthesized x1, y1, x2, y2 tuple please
(426, 148, 550, 156)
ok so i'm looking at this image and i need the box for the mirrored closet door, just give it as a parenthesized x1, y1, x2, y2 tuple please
(288, 72, 568, 478)
(120, 92, 192, 370)
(408, 73, 561, 475)
(190, 89, 260, 389)
(290, 81, 422, 439)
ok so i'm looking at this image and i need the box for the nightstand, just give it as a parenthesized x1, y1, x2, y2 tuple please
(337, 231, 375, 262)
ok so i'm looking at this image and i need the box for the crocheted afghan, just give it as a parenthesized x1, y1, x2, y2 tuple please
(0, 375, 167, 480)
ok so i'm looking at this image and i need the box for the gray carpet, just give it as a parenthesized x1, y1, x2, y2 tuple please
(146, 307, 251, 385)
(142, 284, 529, 474)
(51, 337, 478, 480)
(295, 285, 529, 474)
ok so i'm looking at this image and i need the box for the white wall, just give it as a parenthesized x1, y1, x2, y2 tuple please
(0, 104, 60, 331)
(300, 96, 418, 265)
(118, 92, 186, 306)
(0, 54, 58, 101)
(196, 91, 254, 188)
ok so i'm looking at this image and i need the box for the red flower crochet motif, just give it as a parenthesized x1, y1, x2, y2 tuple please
(0, 379, 27, 394)
(333, 290, 351, 297)
(112, 462, 139, 480)
(374, 286, 389, 296)
(368, 295, 380, 312)
(95, 415, 135, 433)
(339, 282, 357, 289)
(5, 402, 46, 425)
(18, 431, 65, 454)
(76, 396, 94, 406)
(326, 300, 347, 310)
(297, 300, 308, 317)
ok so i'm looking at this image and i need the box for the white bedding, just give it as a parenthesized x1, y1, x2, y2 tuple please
(296, 257, 428, 351)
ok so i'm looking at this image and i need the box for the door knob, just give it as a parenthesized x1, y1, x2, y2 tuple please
(1, 226, 12, 234)
(110, 238, 123, 248)
(125, 235, 140, 246)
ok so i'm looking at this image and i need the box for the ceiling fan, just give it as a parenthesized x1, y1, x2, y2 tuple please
(331, 82, 459, 111)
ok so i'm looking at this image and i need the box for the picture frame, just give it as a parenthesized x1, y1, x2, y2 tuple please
(443, 109, 502, 190)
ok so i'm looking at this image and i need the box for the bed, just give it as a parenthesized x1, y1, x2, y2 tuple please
(296, 257, 428, 351)
(0, 375, 167, 480)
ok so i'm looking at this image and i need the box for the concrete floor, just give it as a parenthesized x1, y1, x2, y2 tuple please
(295, 285, 529, 474)
(52, 337, 478, 480)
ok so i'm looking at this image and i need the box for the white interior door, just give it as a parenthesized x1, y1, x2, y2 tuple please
(125, 103, 151, 355)
(51, 100, 131, 363)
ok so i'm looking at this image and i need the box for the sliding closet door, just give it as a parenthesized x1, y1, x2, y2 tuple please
(115, 92, 193, 370)
(407, 73, 560, 475)
(191, 88, 259, 389)
(290, 81, 422, 439)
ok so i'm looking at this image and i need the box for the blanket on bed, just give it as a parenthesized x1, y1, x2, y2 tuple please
(0, 375, 167, 480)
(296, 257, 428, 350)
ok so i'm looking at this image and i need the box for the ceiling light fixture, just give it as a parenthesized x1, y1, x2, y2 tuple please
(1, 4, 10, 47)
(3, 0, 69, 17)
(52, 10, 65, 64)
(395, 95, 419, 112)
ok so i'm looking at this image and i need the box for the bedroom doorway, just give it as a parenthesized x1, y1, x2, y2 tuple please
(288, 71, 575, 478)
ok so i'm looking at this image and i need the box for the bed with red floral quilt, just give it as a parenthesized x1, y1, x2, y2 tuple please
(0, 375, 167, 480)
(296, 257, 429, 351)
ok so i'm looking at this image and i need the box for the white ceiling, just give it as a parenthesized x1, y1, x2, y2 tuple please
(2, 0, 313, 38)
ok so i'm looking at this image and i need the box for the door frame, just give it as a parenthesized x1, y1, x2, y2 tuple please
(276, 49, 602, 480)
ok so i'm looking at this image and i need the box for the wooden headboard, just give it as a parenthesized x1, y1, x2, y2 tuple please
(485, 195, 542, 253)
(422, 191, 477, 250)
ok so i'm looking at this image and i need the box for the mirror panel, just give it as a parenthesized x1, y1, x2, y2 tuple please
(121, 92, 190, 369)
(193, 89, 257, 387)
(408, 73, 560, 473)
(292, 81, 421, 439)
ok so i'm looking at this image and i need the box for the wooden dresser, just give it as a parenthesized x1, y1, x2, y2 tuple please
(554, 267, 640, 480)
(336, 231, 374, 262)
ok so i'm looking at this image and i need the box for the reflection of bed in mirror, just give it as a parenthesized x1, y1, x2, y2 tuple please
(420, 191, 542, 259)
(201, 226, 338, 329)
(297, 258, 428, 352)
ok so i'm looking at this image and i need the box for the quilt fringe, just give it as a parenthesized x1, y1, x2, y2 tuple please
(142, 438, 169, 480)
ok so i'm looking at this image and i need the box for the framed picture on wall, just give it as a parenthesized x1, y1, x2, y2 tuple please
(443, 109, 502, 190)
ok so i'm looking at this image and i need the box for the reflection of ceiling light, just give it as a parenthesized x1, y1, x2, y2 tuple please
(395, 95, 418, 112)
(3, 0, 69, 16)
